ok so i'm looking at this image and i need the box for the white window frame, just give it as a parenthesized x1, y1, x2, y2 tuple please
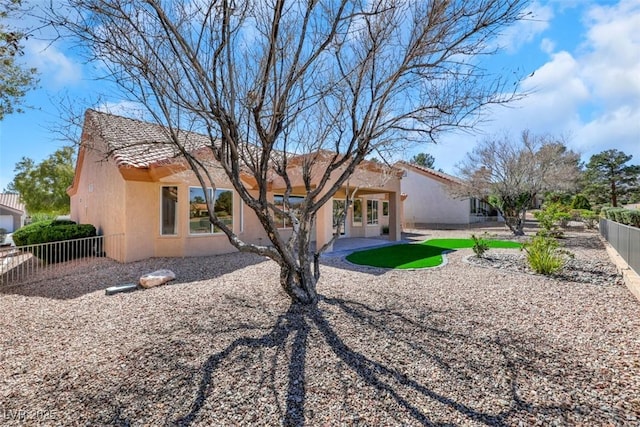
(367, 199, 379, 225)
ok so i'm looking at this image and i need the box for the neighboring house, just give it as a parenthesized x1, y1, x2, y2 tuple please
(0, 193, 27, 233)
(395, 161, 496, 227)
(67, 110, 402, 262)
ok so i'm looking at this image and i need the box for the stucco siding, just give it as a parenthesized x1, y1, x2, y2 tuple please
(70, 147, 127, 237)
(402, 169, 470, 225)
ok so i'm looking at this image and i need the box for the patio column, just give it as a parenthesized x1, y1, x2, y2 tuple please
(388, 191, 402, 242)
(315, 197, 334, 252)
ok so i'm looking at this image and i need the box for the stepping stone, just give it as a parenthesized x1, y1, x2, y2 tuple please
(105, 283, 139, 296)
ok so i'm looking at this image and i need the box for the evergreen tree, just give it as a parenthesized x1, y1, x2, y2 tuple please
(583, 149, 640, 207)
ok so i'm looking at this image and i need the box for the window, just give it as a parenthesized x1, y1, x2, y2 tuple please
(161, 186, 178, 235)
(382, 201, 389, 217)
(333, 199, 346, 235)
(367, 200, 379, 225)
(273, 194, 305, 228)
(352, 199, 362, 226)
(214, 189, 234, 232)
(470, 198, 491, 215)
(189, 187, 233, 234)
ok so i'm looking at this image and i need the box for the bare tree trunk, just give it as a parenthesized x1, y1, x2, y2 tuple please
(280, 263, 318, 306)
(501, 209, 526, 236)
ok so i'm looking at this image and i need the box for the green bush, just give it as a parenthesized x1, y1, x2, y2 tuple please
(577, 210, 599, 229)
(570, 194, 591, 210)
(12, 220, 97, 263)
(13, 221, 54, 246)
(470, 233, 490, 258)
(606, 208, 624, 222)
(522, 235, 569, 275)
(534, 203, 569, 237)
(620, 210, 640, 227)
(0, 228, 6, 244)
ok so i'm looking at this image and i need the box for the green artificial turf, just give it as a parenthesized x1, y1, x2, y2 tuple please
(345, 238, 521, 269)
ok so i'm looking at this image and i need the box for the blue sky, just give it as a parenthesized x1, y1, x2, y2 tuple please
(0, 0, 639, 191)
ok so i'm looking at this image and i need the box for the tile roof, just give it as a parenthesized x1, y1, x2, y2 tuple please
(395, 160, 463, 184)
(85, 109, 212, 168)
(0, 193, 25, 213)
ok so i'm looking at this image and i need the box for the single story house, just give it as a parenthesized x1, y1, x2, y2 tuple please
(395, 161, 497, 227)
(68, 110, 402, 262)
(0, 193, 27, 233)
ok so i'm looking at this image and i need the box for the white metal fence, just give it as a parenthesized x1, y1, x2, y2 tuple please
(600, 219, 640, 275)
(0, 234, 125, 285)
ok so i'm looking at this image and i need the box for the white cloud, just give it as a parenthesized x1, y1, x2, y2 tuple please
(576, 106, 640, 160)
(25, 41, 83, 87)
(498, 1, 554, 53)
(431, 0, 640, 173)
(540, 38, 555, 54)
(580, 0, 640, 108)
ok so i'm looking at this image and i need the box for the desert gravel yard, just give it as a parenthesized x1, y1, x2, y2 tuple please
(1, 229, 639, 426)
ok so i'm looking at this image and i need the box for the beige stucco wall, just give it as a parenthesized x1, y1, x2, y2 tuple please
(401, 167, 470, 225)
(70, 147, 127, 238)
(71, 144, 402, 262)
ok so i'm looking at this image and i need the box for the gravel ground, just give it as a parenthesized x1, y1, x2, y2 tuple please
(1, 228, 639, 426)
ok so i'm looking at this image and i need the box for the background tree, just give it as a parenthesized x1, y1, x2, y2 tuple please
(410, 153, 436, 169)
(0, 0, 37, 120)
(49, 0, 526, 305)
(582, 149, 640, 207)
(7, 146, 75, 214)
(456, 131, 581, 235)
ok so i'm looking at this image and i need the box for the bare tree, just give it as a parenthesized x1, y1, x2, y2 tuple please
(456, 130, 581, 236)
(47, 0, 527, 305)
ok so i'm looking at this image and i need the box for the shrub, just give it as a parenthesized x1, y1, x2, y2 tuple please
(522, 235, 570, 275)
(0, 228, 6, 244)
(621, 209, 640, 227)
(12, 220, 97, 263)
(578, 210, 599, 229)
(13, 220, 54, 246)
(571, 194, 591, 210)
(609, 208, 625, 223)
(534, 203, 568, 237)
(381, 225, 389, 235)
(470, 233, 490, 258)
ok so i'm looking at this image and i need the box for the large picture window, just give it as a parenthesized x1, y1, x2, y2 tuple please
(352, 199, 362, 226)
(161, 186, 178, 235)
(367, 200, 379, 225)
(273, 194, 305, 229)
(189, 187, 233, 234)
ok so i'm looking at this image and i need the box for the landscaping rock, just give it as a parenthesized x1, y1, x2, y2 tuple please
(139, 269, 176, 288)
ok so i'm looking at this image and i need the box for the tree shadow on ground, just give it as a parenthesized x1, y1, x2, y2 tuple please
(166, 295, 602, 426)
(0, 252, 268, 300)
